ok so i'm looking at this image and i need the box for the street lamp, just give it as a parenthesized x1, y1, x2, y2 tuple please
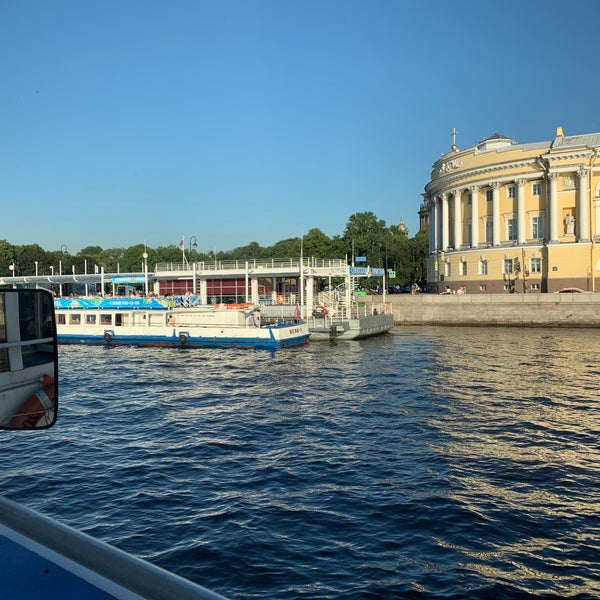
(9, 264, 14, 277)
(35, 261, 38, 289)
(58, 260, 63, 297)
(189, 236, 198, 254)
(143, 252, 148, 296)
(49, 265, 54, 276)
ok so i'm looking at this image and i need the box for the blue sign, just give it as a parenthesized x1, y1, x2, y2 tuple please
(111, 276, 146, 284)
(349, 266, 385, 277)
(355, 256, 367, 262)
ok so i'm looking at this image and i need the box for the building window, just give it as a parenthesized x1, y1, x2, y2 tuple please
(479, 259, 488, 275)
(530, 283, 540, 290)
(486, 189, 493, 202)
(532, 216, 544, 239)
(508, 186, 517, 199)
(479, 284, 486, 291)
(507, 218, 517, 241)
(467, 193, 472, 205)
(503, 258, 513, 274)
(532, 182, 542, 196)
(485, 221, 493, 244)
(460, 261, 467, 276)
(531, 257, 541, 273)
(444, 262, 451, 277)
(466, 223, 472, 245)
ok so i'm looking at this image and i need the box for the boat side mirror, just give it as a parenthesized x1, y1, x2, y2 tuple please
(0, 289, 58, 430)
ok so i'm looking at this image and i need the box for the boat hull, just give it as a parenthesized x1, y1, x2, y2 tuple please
(57, 330, 309, 349)
(308, 313, 394, 341)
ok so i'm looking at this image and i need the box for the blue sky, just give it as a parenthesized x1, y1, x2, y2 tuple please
(2, 0, 600, 254)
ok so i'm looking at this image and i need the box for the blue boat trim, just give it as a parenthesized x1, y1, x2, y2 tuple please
(0, 496, 228, 599)
(56, 333, 309, 349)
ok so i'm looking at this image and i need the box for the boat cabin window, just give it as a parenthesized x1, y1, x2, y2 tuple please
(86, 314, 97, 325)
(100, 314, 112, 325)
(69, 314, 81, 325)
(115, 313, 129, 326)
(0, 290, 58, 430)
(57, 314, 66, 325)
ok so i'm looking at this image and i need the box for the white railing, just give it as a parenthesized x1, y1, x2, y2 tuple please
(155, 257, 347, 273)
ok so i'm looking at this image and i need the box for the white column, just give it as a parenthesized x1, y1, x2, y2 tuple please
(306, 275, 314, 309)
(434, 196, 441, 251)
(441, 193, 450, 250)
(516, 179, 526, 244)
(453, 189, 462, 249)
(548, 172, 559, 242)
(427, 196, 436, 252)
(469, 186, 479, 248)
(200, 279, 208, 305)
(492, 183, 501, 246)
(577, 166, 590, 241)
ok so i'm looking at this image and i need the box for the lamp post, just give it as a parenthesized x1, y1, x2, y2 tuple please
(34, 261, 38, 289)
(188, 236, 198, 272)
(143, 252, 148, 296)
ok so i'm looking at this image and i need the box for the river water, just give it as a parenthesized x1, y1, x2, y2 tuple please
(1, 327, 599, 599)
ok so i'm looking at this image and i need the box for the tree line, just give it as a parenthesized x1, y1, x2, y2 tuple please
(0, 212, 429, 287)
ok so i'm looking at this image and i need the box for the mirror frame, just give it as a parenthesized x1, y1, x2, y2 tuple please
(0, 289, 58, 430)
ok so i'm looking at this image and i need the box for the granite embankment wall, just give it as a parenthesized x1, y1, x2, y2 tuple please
(364, 294, 600, 327)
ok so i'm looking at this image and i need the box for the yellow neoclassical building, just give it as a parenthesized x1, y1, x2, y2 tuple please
(423, 127, 600, 293)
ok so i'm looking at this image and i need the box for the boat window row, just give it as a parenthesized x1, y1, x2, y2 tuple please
(56, 312, 169, 327)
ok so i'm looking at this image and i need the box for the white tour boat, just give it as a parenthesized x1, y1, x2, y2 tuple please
(54, 297, 309, 349)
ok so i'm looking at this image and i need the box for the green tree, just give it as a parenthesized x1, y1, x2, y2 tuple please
(120, 244, 150, 273)
(267, 237, 301, 257)
(99, 248, 126, 272)
(303, 228, 332, 258)
(343, 212, 388, 265)
(408, 229, 429, 286)
(0, 240, 15, 276)
(227, 241, 265, 261)
(154, 245, 185, 265)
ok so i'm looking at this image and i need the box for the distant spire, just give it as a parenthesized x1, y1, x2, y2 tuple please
(451, 127, 458, 152)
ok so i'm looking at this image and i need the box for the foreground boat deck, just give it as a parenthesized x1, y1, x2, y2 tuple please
(0, 497, 227, 600)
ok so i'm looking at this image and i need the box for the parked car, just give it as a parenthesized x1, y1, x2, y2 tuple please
(556, 287, 589, 293)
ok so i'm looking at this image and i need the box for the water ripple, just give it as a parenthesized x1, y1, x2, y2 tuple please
(0, 329, 598, 599)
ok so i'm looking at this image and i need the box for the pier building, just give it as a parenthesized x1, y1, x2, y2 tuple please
(424, 128, 600, 293)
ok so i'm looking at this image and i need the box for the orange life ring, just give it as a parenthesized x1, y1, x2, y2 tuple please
(9, 374, 55, 428)
(276, 295, 285, 304)
(318, 305, 329, 317)
(225, 303, 253, 310)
